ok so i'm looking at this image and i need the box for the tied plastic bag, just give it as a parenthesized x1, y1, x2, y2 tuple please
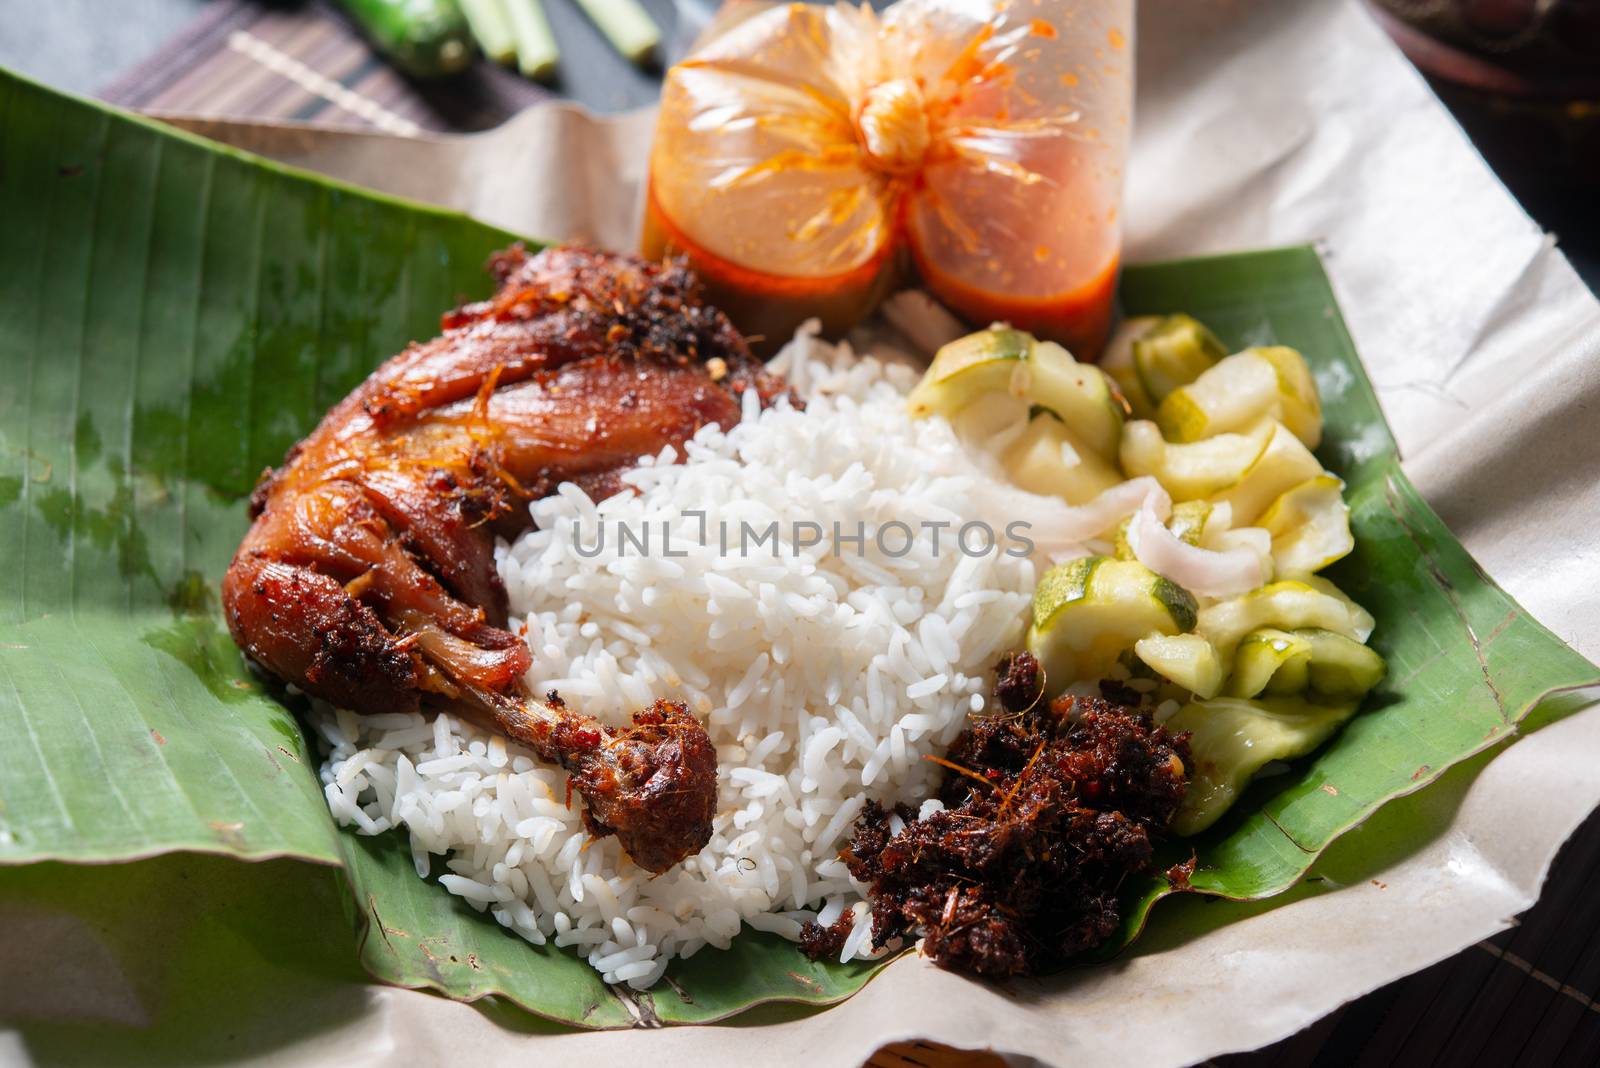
(644, 0, 1133, 355)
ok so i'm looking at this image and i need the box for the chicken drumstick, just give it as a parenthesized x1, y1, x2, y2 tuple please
(224, 246, 780, 872)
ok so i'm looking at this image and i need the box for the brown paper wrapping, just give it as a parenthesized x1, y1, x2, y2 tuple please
(10, 1, 1598, 1063)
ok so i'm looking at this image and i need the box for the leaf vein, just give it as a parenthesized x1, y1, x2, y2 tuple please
(1384, 473, 1508, 722)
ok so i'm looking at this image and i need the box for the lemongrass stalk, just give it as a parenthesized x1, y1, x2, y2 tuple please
(504, 0, 560, 81)
(573, 0, 661, 65)
(459, 0, 517, 65)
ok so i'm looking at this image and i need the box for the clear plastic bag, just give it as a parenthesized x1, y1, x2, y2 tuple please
(644, 0, 1134, 355)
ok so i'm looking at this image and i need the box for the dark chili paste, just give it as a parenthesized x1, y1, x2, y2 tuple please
(802, 652, 1191, 978)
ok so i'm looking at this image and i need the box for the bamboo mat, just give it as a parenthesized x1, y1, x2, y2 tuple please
(99, 0, 552, 130)
(95, 3, 1600, 1064)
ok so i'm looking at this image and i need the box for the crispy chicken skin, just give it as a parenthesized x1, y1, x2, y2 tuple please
(225, 246, 779, 871)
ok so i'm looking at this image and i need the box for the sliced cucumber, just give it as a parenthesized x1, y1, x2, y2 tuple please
(1002, 411, 1124, 505)
(1206, 526, 1277, 588)
(1112, 516, 1136, 561)
(1156, 350, 1278, 442)
(949, 392, 1032, 448)
(1156, 347, 1323, 447)
(1027, 557, 1198, 693)
(1100, 316, 1160, 418)
(1257, 474, 1354, 574)
(1168, 500, 1215, 545)
(1117, 647, 1160, 681)
(1134, 632, 1225, 699)
(1298, 574, 1377, 641)
(1227, 628, 1313, 698)
(1120, 418, 1274, 501)
(1197, 579, 1373, 664)
(907, 327, 1034, 420)
(1209, 421, 1324, 525)
(909, 329, 1123, 459)
(1133, 314, 1227, 405)
(1253, 346, 1323, 449)
(1227, 626, 1386, 700)
(1118, 421, 1163, 489)
(1298, 628, 1387, 698)
(1024, 341, 1125, 460)
(1168, 696, 1361, 835)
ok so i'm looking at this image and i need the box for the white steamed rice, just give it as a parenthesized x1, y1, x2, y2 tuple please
(314, 324, 1039, 989)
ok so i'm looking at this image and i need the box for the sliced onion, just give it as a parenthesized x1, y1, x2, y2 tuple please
(1128, 496, 1268, 597)
(970, 476, 1172, 562)
(1060, 477, 1172, 542)
(1213, 526, 1273, 562)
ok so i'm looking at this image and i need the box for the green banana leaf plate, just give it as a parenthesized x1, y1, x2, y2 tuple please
(1, 67, 1597, 1028)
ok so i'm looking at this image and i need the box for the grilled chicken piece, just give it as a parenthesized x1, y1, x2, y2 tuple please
(225, 246, 780, 872)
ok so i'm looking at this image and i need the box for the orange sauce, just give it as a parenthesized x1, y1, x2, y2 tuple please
(645, 11, 1126, 360)
(641, 180, 900, 355)
(909, 242, 1120, 360)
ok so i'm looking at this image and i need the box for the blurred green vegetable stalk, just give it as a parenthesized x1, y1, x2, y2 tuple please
(335, 0, 662, 84)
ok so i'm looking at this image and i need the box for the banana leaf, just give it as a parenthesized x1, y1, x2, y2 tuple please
(0, 68, 514, 866)
(1, 67, 1596, 1028)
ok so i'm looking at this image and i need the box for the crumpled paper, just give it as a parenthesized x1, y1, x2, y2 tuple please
(25, 0, 1600, 1064)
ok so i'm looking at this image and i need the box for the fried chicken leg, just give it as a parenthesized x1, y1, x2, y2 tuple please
(225, 246, 778, 872)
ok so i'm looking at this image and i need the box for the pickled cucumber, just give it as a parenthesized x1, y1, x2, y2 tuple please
(1027, 557, 1198, 693)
